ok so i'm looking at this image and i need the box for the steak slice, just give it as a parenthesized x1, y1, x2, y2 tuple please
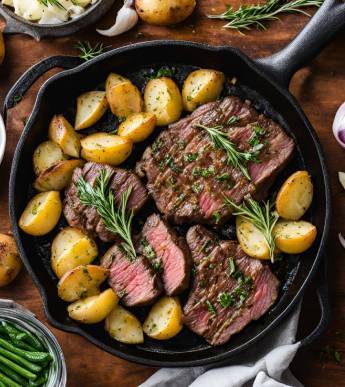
(101, 244, 162, 307)
(137, 214, 192, 295)
(64, 162, 148, 242)
(136, 96, 294, 225)
(183, 225, 279, 346)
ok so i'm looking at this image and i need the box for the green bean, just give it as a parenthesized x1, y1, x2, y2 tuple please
(2, 323, 44, 352)
(0, 363, 26, 385)
(0, 380, 6, 387)
(0, 355, 37, 381)
(9, 340, 36, 353)
(0, 371, 22, 387)
(0, 338, 51, 363)
(0, 347, 41, 373)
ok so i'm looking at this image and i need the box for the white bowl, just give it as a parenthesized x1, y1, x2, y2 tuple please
(0, 114, 6, 165)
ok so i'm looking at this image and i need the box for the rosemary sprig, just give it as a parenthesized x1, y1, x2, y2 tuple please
(195, 123, 258, 180)
(75, 41, 109, 62)
(208, 0, 323, 32)
(224, 196, 279, 262)
(76, 169, 136, 260)
(38, 0, 66, 10)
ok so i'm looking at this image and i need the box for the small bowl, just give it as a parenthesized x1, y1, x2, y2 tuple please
(0, 114, 6, 166)
(0, 0, 116, 40)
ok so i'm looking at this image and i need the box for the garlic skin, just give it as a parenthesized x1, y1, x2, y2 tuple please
(333, 102, 345, 149)
(97, 0, 138, 37)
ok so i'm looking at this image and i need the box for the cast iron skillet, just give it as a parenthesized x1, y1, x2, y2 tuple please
(0, 0, 116, 40)
(6, 0, 343, 367)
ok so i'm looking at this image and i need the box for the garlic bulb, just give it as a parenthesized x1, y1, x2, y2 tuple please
(333, 102, 345, 148)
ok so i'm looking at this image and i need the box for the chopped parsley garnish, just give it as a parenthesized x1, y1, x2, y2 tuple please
(218, 292, 235, 308)
(216, 173, 231, 182)
(192, 183, 202, 194)
(249, 125, 266, 150)
(147, 66, 176, 80)
(140, 238, 156, 260)
(152, 138, 165, 153)
(199, 279, 208, 288)
(228, 257, 236, 275)
(192, 166, 215, 178)
(206, 300, 217, 315)
(227, 115, 240, 125)
(165, 155, 182, 173)
(184, 152, 198, 163)
(212, 210, 222, 224)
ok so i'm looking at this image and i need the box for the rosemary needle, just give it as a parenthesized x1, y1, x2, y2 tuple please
(208, 0, 323, 32)
(38, 0, 66, 10)
(75, 41, 109, 62)
(76, 169, 136, 260)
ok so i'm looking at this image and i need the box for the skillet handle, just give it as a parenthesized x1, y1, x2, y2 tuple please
(2, 55, 83, 120)
(300, 259, 330, 347)
(256, 0, 345, 88)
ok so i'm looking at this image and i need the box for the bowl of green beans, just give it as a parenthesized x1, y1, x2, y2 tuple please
(0, 299, 66, 387)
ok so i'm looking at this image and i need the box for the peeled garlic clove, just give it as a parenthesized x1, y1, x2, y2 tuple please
(339, 172, 345, 190)
(333, 102, 345, 149)
(97, 0, 138, 37)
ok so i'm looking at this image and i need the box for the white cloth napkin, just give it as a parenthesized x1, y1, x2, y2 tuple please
(140, 303, 303, 387)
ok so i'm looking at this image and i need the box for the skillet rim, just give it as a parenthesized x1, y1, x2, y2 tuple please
(8, 40, 331, 367)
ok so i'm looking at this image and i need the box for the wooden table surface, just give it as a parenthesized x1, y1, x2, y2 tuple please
(0, 2, 344, 386)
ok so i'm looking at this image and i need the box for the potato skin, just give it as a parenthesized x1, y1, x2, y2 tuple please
(276, 171, 313, 220)
(34, 159, 84, 192)
(81, 132, 133, 166)
(75, 91, 109, 130)
(51, 227, 98, 279)
(33, 141, 67, 176)
(68, 289, 118, 324)
(182, 69, 225, 112)
(273, 220, 317, 254)
(19, 191, 62, 236)
(144, 77, 183, 126)
(0, 234, 21, 287)
(118, 112, 156, 143)
(136, 0, 196, 26)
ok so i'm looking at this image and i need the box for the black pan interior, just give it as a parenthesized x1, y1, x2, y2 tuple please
(9, 42, 329, 367)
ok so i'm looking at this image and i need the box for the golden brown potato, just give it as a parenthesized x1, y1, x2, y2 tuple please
(48, 115, 81, 158)
(276, 171, 313, 220)
(143, 296, 183, 340)
(58, 264, 108, 302)
(81, 132, 133, 166)
(0, 234, 21, 287)
(75, 91, 109, 130)
(118, 112, 156, 143)
(273, 220, 317, 254)
(144, 77, 183, 126)
(105, 73, 143, 118)
(136, 0, 196, 25)
(68, 288, 118, 324)
(0, 32, 5, 65)
(51, 227, 98, 279)
(33, 141, 67, 176)
(19, 191, 62, 236)
(34, 159, 84, 192)
(182, 69, 225, 112)
(106, 305, 144, 344)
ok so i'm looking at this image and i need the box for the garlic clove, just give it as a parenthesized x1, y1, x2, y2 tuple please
(333, 102, 345, 149)
(339, 172, 345, 190)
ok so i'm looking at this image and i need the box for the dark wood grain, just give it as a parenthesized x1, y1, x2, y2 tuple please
(0, 2, 344, 386)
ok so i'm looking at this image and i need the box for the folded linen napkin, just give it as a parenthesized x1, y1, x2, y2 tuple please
(140, 303, 303, 387)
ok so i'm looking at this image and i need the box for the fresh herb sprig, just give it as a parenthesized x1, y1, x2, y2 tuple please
(38, 0, 66, 10)
(208, 0, 323, 32)
(195, 123, 258, 180)
(76, 41, 109, 62)
(77, 169, 136, 260)
(224, 196, 279, 262)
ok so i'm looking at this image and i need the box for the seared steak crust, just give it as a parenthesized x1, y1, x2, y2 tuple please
(101, 244, 162, 307)
(138, 214, 192, 295)
(64, 162, 148, 242)
(183, 225, 279, 346)
(136, 96, 294, 225)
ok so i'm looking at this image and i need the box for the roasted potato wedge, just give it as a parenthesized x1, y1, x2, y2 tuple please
(0, 234, 21, 287)
(34, 159, 84, 192)
(0, 32, 5, 65)
(51, 227, 98, 279)
(236, 216, 270, 260)
(58, 264, 108, 302)
(33, 141, 67, 176)
(75, 91, 109, 130)
(182, 69, 225, 112)
(106, 305, 144, 344)
(48, 115, 81, 158)
(135, 0, 196, 25)
(81, 132, 133, 166)
(68, 289, 118, 324)
(144, 77, 183, 126)
(273, 220, 317, 254)
(118, 112, 156, 143)
(106, 73, 143, 118)
(276, 171, 313, 220)
(143, 296, 183, 340)
(19, 191, 62, 236)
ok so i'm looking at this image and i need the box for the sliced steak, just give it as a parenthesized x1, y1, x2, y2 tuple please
(183, 225, 279, 346)
(137, 214, 192, 295)
(101, 244, 162, 307)
(136, 96, 294, 225)
(64, 162, 148, 242)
